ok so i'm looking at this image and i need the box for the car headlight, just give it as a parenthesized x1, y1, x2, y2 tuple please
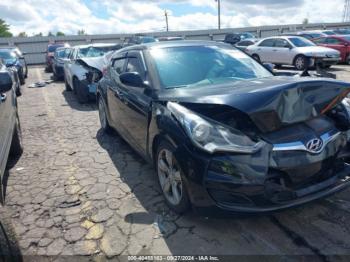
(167, 102, 266, 154)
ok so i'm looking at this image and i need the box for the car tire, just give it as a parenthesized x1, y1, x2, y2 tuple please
(156, 140, 191, 214)
(252, 54, 260, 62)
(294, 55, 308, 70)
(52, 72, 58, 81)
(98, 96, 113, 134)
(65, 77, 72, 91)
(15, 84, 21, 97)
(18, 71, 25, 85)
(74, 78, 89, 104)
(9, 114, 23, 157)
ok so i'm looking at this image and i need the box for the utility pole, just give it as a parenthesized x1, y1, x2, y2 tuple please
(164, 10, 169, 32)
(344, 0, 350, 22)
(216, 0, 221, 30)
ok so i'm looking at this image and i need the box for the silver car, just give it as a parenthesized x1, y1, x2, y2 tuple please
(64, 43, 121, 103)
(246, 36, 341, 70)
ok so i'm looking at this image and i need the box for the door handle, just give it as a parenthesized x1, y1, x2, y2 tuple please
(0, 93, 6, 102)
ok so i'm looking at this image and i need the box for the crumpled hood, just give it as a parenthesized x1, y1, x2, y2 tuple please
(157, 76, 350, 132)
(78, 57, 105, 71)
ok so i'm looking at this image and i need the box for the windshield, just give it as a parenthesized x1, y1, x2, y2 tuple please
(77, 46, 119, 58)
(289, 37, 315, 47)
(323, 31, 336, 35)
(241, 33, 255, 39)
(48, 45, 63, 52)
(0, 51, 16, 59)
(141, 37, 157, 43)
(55, 48, 70, 58)
(150, 45, 272, 89)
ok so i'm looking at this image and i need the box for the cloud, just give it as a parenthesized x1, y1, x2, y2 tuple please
(0, 0, 344, 36)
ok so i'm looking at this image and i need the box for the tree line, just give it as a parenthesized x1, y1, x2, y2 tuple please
(0, 19, 87, 37)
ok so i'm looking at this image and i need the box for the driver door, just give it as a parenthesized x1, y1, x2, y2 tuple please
(272, 38, 294, 64)
(111, 51, 151, 156)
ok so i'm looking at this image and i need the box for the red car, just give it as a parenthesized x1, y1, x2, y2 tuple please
(313, 35, 350, 64)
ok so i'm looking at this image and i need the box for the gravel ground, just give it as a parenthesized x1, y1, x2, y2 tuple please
(2, 65, 350, 261)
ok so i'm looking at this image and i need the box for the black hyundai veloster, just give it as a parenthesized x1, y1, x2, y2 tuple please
(97, 41, 350, 214)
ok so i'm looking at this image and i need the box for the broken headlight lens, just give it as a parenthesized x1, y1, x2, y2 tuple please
(167, 102, 265, 154)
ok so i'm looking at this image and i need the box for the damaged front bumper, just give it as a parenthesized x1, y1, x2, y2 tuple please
(174, 137, 350, 214)
(80, 79, 98, 97)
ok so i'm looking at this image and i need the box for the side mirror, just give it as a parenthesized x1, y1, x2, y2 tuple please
(0, 72, 13, 93)
(263, 63, 275, 72)
(120, 72, 146, 88)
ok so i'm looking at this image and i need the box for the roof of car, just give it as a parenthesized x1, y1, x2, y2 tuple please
(72, 43, 119, 49)
(119, 40, 231, 52)
(260, 36, 305, 40)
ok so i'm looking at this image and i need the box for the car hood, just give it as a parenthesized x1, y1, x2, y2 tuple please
(156, 76, 350, 133)
(77, 57, 105, 71)
(296, 46, 340, 56)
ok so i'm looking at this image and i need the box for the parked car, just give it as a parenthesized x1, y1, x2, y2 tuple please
(97, 41, 350, 214)
(158, 36, 184, 41)
(52, 47, 71, 80)
(313, 35, 350, 64)
(246, 36, 341, 70)
(283, 31, 328, 40)
(333, 28, 350, 35)
(0, 59, 23, 203)
(123, 36, 158, 47)
(235, 38, 259, 51)
(0, 49, 26, 85)
(1, 47, 28, 79)
(46, 43, 69, 72)
(223, 32, 256, 45)
(64, 43, 121, 103)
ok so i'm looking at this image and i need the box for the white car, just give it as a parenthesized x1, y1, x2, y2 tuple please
(245, 36, 341, 70)
(64, 43, 121, 103)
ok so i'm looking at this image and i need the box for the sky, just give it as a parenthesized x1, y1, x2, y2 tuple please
(0, 0, 345, 36)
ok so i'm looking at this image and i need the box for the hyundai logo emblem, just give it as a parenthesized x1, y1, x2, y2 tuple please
(305, 138, 323, 153)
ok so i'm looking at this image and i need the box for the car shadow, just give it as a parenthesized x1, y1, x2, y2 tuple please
(61, 90, 97, 112)
(95, 128, 277, 254)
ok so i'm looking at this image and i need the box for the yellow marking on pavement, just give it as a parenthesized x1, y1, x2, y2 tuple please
(35, 68, 55, 118)
(34, 68, 93, 244)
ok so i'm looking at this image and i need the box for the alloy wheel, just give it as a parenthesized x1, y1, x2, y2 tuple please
(157, 148, 183, 206)
(295, 57, 305, 70)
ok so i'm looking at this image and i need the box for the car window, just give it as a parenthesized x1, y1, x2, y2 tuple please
(112, 58, 127, 74)
(150, 45, 272, 89)
(259, 39, 275, 47)
(274, 39, 289, 48)
(288, 37, 315, 47)
(313, 38, 327, 44)
(237, 41, 250, 46)
(326, 38, 343, 45)
(126, 57, 144, 79)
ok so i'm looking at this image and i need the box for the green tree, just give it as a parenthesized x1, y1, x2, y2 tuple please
(17, 32, 28, 37)
(0, 19, 12, 37)
(302, 18, 309, 25)
(48, 31, 54, 36)
(56, 31, 65, 36)
(77, 29, 86, 35)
